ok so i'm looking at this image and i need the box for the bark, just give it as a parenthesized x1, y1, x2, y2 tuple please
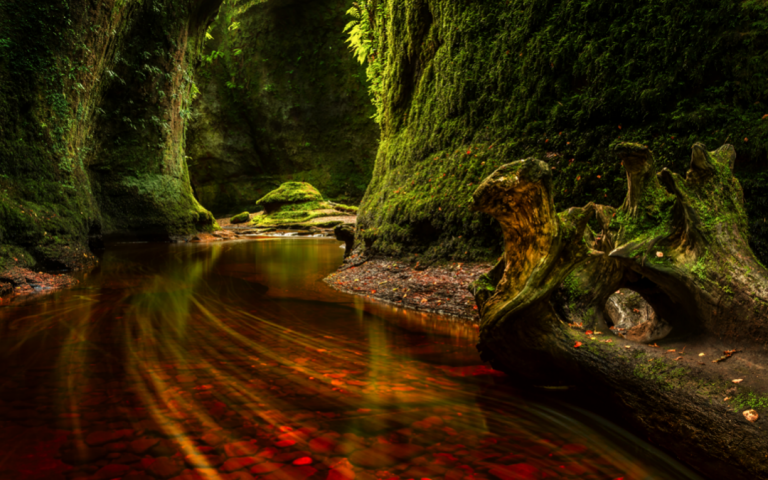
(470, 143, 768, 479)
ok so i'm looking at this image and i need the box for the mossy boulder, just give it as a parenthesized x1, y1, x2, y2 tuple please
(256, 182, 324, 214)
(252, 182, 357, 227)
(230, 212, 251, 224)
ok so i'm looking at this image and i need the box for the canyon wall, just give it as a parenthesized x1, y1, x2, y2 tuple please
(0, 0, 223, 270)
(187, 0, 379, 215)
(357, 0, 768, 263)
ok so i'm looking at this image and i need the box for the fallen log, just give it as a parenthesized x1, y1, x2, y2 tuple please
(470, 143, 768, 479)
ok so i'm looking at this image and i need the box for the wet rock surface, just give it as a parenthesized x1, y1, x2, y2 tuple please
(0, 267, 79, 305)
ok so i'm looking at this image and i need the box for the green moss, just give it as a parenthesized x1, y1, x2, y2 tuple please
(355, 0, 768, 264)
(313, 220, 345, 228)
(250, 182, 354, 227)
(732, 390, 768, 413)
(633, 358, 690, 390)
(255, 182, 323, 208)
(230, 211, 250, 224)
(0, 0, 218, 267)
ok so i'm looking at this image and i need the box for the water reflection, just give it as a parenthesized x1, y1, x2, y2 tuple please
(0, 239, 704, 480)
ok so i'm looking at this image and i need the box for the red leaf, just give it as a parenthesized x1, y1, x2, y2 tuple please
(585, 330, 593, 335)
(574, 342, 583, 348)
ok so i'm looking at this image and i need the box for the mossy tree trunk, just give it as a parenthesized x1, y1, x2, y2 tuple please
(471, 143, 768, 479)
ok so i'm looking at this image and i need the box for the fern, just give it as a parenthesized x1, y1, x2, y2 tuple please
(343, 1, 387, 123)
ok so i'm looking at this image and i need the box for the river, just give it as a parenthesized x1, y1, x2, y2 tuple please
(0, 238, 705, 480)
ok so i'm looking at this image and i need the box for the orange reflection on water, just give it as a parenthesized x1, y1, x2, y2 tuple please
(0, 239, 704, 480)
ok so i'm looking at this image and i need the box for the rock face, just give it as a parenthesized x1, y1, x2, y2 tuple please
(470, 143, 768, 479)
(354, 0, 768, 263)
(186, 0, 379, 216)
(0, 0, 221, 270)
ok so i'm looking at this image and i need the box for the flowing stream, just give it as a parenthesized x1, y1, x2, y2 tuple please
(0, 238, 705, 480)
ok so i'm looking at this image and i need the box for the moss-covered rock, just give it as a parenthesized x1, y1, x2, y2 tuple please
(0, 0, 221, 268)
(230, 212, 251, 224)
(251, 182, 356, 227)
(186, 0, 379, 215)
(355, 0, 768, 264)
(255, 182, 323, 213)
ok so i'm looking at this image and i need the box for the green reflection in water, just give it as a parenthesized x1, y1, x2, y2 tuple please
(0, 238, 705, 480)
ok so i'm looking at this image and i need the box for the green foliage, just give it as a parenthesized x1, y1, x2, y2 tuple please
(343, 1, 386, 122)
(255, 182, 323, 207)
(732, 390, 768, 413)
(189, 0, 378, 214)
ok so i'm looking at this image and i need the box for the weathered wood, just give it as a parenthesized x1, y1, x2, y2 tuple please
(470, 143, 768, 479)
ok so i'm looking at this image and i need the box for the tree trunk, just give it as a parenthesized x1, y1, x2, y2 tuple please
(470, 143, 768, 479)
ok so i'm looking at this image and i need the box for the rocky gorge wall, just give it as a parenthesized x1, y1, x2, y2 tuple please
(0, 0, 223, 271)
(356, 0, 768, 264)
(187, 0, 379, 216)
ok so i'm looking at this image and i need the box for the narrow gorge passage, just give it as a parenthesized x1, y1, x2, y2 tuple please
(0, 239, 702, 480)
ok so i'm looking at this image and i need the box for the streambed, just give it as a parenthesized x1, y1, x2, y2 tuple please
(0, 238, 704, 480)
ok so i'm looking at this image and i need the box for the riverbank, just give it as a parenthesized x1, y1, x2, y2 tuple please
(0, 267, 80, 305)
(324, 254, 492, 320)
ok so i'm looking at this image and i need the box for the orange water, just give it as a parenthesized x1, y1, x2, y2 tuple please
(0, 238, 704, 480)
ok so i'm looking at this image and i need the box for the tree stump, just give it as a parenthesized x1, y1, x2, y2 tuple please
(470, 143, 768, 479)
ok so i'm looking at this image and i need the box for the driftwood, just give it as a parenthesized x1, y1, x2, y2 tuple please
(470, 143, 768, 479)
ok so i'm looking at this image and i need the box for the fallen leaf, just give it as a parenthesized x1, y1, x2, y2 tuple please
(675, 356, 682, 361)
(573, 342, 583, 348)
(625, 346, 631, 349)
(649, 343, 659, 348)
(605, 339, 613, 343)
(743, 409, 759, 422)
(733, 379, 744, 384)
(698, 353, 705, 357)
(667, 349, 676, 352)
(585, 330, 593, 335)
(724, 397, 731, 402)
